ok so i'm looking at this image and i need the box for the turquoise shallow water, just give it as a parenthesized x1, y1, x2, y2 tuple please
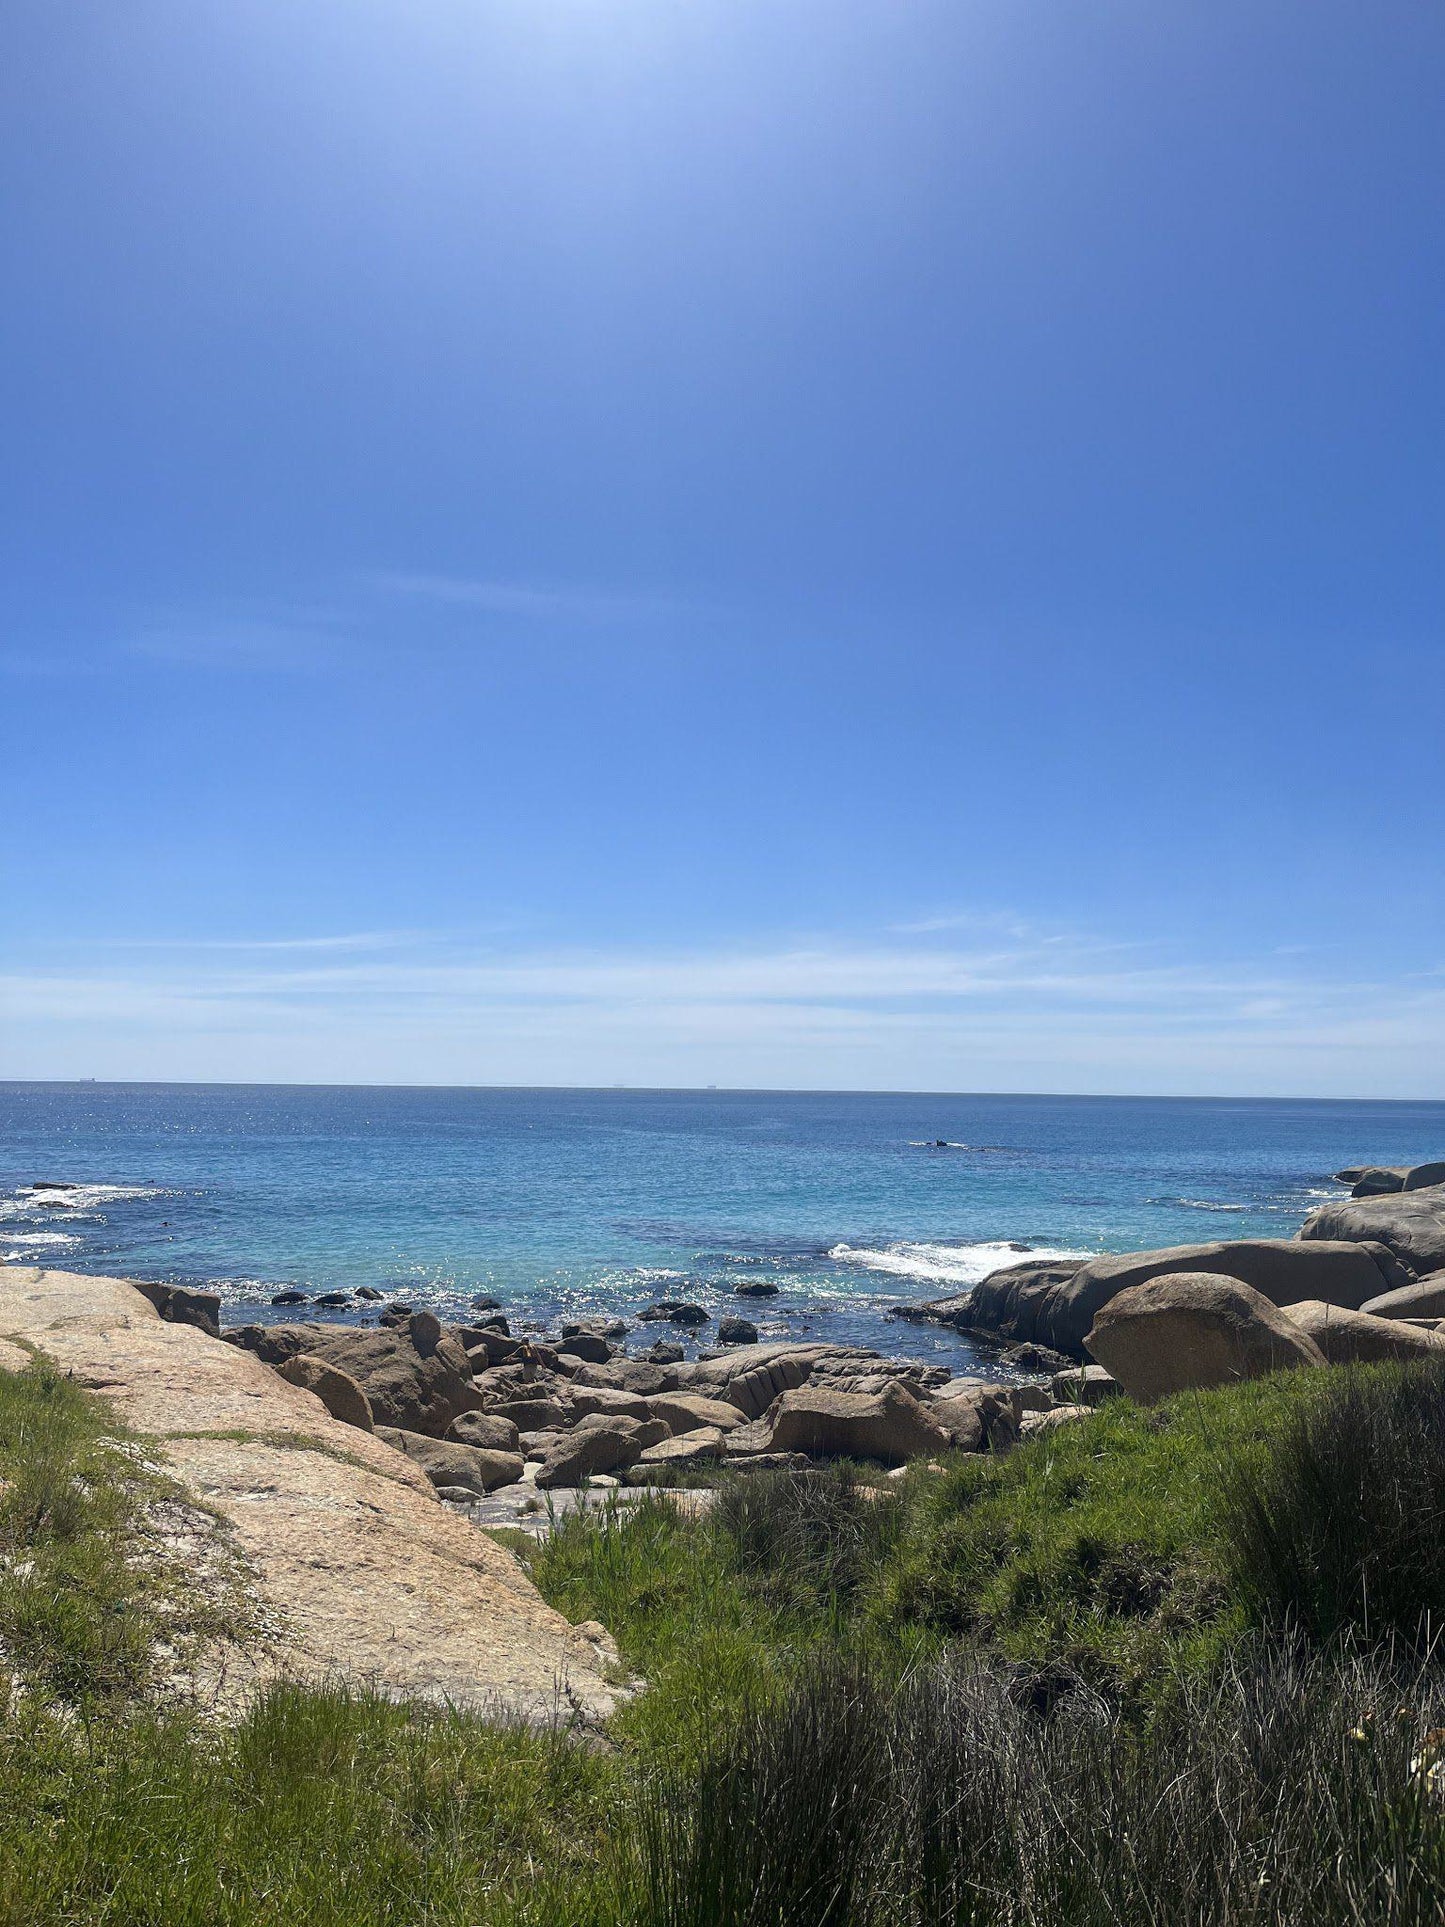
(2, 1084, 1441, 1370)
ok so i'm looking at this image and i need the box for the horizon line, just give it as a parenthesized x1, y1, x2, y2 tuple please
(0, 1077, 1439, 1106)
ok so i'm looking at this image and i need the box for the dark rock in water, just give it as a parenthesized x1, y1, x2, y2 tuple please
(640, 1301, 709, 1326)
(997, 1340, 1073, 1373)
(313, 1290, 352, 1308)
(30, 1181, 79, 1192)
(1334, 1162, 1445, 1199)
(474, 1314, 510, 1337)
(379, 1303, 416, 1328)
(734, 1281, 780, 1299)
(966, 1239, 1409, 1361)
(889, 1293, 974, 1328)
(470, 1295, 503, 1312)
(355, 1286, 384, 1301)
(271, 1290, 309, 1307)
(131, 1280, 221, 1340)
(717, 1315, 759, 1345)
(638, 1339, 685, 1365)
(563, 1316, 629, 1340)
(1301, 1188, 1445, 1280)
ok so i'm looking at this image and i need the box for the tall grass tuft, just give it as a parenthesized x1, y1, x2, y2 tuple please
(626, 1641, 1445, 1926)
(709, 1466, 906, 1617)
(1224, 1356, 1445, 1645)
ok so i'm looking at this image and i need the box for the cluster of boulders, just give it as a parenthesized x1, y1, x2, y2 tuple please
(906, 1158, 1445, 1408)
(221, 1307, 1114, 1497)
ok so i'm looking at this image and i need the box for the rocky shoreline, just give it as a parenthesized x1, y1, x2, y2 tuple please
(96, 1156, 1438, 1503)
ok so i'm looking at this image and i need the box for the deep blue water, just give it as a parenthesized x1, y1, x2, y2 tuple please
(2, 1084, 1441, 1370)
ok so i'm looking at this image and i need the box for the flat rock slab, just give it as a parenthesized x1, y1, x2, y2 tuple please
(0, 1269, 623, 1723)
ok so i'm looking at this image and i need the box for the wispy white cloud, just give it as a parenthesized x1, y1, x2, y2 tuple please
(4, 923, 1444, 1095)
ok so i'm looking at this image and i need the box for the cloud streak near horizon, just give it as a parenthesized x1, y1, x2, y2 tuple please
(4, 924, 1443, 1096)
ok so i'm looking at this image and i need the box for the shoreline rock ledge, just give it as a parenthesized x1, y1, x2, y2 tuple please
(0, 1268, 624, 1723)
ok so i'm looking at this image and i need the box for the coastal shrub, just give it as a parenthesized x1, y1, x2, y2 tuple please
(625, 1641, 1445, 1926)
(1226, 1356, 1445, 1645)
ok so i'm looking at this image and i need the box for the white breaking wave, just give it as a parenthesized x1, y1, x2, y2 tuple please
(22, 1183, 157, 1211)
(1, 1230, 82, 1250)
(829, 1239, 1088, 1289)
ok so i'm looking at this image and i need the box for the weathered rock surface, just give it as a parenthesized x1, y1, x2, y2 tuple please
(1361, 1274, 1445, 1322)
(644, 1391, 747, 1435)
(277, 1353, 374, 1430)
(0, 1269, 624, 1719)
(1278, 1300, 1445, 1365)
(376, 1427, 525, 1494)
(444, 1409, 523, 1451)
(757, 1381, 951, 1465)
(1086, 1272, 1326, 1402)
(967, 1240, 1407, 1359)
(1336, 1162, 1445, 1198)
(1020, 1405, 1093, 1438)
(636, 1427, 726, 1468)
(131, 1279, 222, 1338)
(535, 1414, 660, 1488)
(1050, 1363, 1121, 1407)
(230, 1315, 483, 1437)
(1301, 1188, 1445, 1279)
(929, 1381, 1018, 1451)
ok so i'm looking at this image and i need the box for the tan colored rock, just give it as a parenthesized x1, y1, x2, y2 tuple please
(535, 1414, 651, 1488)
(759, 1381, 951, 1465)
(1020, 1405, 1093, 1437)
(1361, 1274, 1445, 1322)
(0, 1269, 623, 1720)
(636, 1426, 726, 1467)
(376, 1426, 526, 1494)
(1086, 1272, 1325, 1402)
(1050, 1363, 1120, 1406)
(445, 1410, 522, 1452)
(278, 1354, 374, 1430)
(644, 1391, 747, 1435)
(930, 1381, 1018, 1451)
(1279, 1300, 1445, 1365)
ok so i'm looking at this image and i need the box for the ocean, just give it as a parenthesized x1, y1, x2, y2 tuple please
(2, 1083, 1440, 1371)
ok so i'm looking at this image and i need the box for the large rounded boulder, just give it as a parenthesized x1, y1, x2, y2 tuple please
(966, 1239, 1408, 1359)
(1278, 1301, 1445, 1366)
(1085, 1272, 1325, 1403)
(1301, 1187, 1445, 1279)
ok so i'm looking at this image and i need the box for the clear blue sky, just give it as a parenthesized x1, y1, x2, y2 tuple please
(2, 0, 1442, 1094)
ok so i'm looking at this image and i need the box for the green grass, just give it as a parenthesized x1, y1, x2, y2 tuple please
(4, 1355, 1445, 1922)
